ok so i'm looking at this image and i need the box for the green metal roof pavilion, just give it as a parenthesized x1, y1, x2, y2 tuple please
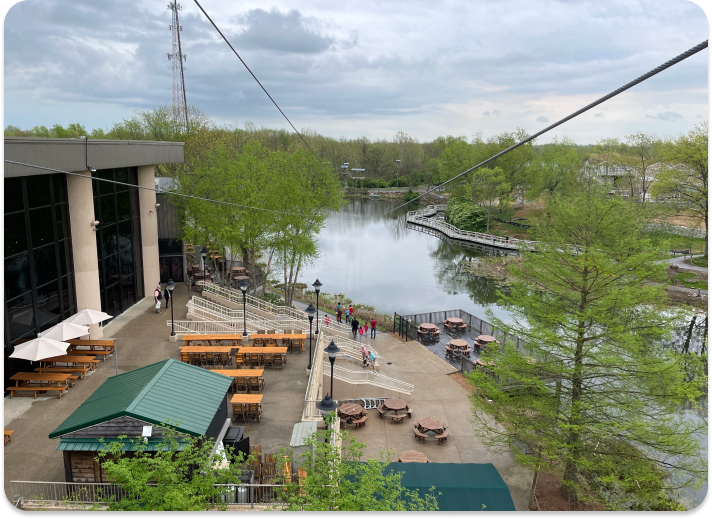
(49, 359, 232, 439)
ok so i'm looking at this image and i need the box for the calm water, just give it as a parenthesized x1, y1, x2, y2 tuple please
(302, 197, 707, 508)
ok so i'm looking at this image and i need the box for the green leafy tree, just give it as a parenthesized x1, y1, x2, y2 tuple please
(275, 414, 439, 511)
(444, 197, 487, 232)
(650, 121, 708, 255)
(527, 136, 582, 197)
(467, 179, 707, 506)
(95, 425, 249, 511)
(469, 166, 510, 232)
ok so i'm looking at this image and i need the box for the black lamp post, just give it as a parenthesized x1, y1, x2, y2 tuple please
(200, 247, 208, 286)
(324, 339, 341, 400)
(239, 280, 249, 337)
(316, 393, 339, 442)
(305, 304, 316, 370)
(312, 279, 322, 335)
(167, 278, 176, 336)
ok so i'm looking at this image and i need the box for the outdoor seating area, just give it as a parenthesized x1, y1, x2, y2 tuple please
(211, 369, 265, 393)
(412, 417, 450, 445)
(417, 323, 440, 341)
(338, 402, 369, 429)
(446, 339, 472, 357)
(443, 317, 467, 332)
(376, 398, 413, 424)
(231, 394, 263, 423)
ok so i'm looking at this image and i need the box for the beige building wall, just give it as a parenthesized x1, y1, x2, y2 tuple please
(66, 172, 103, 339)
(137, 165, 160, 295)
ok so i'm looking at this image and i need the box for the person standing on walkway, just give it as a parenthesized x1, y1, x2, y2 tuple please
(364, 322, 369, 336)
(348, 305, 354, 321)
(154, 284, 162, 313)
(345, 307, 350, 323)
(361, 344, 369, 368)
(351, 317, 359, 339)
(370, 317, 377, 339)
(336, 302, 341, 315)
(337, 307, 342, 323)
(163, 285, 171, 311)
(358, 325, 364, 342)
(369, 350, 376, 373)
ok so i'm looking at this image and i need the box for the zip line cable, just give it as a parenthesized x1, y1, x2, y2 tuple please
(3, 160, 311, 218)
(192, 0, 324, 167)
(387, 39, 709, 214)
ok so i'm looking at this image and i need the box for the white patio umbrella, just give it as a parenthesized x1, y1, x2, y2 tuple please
(10, 337, 70, 362)
(38, 322, 90, 341)
(65, 308, 113, 326)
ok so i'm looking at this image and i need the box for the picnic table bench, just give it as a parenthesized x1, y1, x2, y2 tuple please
(66, 346, 113, 360)
(43, 355, 99, 371)
(67, 339, 115, 353)
(8, 372, 72, 399)
(34, 366, 90, 379)
(4, 430, 13, 445)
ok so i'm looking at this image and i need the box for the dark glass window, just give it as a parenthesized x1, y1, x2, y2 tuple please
(4, 177, 24, 213)
(33, 244, 57, 287)
(97, 170, 114, 195)
(120, 246, 134, 276)
(4, 212, 28, 257)
(59, 239, 71, 276)
(115, 168, 129, 189)
(53, 175, 66, 203)
(102, 224, 118, 257)
(118, 220, 132, 248)
(26, 175, 52, 208)
(5, 253, 30, 300)
(7, 292, 34, 341)
(62, 275, 75, 313)
(55, 204, 67, 241)
(100, 195, 116, 225)
(116, 191, 131, 221)
(36, 281, 61, 327)
(29, 208, 54, 248)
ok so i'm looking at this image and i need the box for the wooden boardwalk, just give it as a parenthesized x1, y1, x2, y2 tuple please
(415, 323, 485, 370)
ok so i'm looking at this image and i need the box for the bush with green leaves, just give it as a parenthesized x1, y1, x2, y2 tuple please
(274, 413, 439, 511)
(444, 197, 487, 232)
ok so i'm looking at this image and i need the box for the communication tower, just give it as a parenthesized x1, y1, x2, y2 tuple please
(167, 2, 189, 130)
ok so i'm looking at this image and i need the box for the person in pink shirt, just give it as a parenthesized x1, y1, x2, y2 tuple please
(361, 344, 369, 368)
(358, 326, 364, 342)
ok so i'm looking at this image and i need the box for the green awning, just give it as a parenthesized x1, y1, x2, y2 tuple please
(56, 437, 192, 452)
(384, 462, 516, 511)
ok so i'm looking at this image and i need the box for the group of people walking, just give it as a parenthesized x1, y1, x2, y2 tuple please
(336, 302, 377, 342)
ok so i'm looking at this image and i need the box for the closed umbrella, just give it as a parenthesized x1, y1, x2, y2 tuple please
(38, 322, 90, 341)
(10, 337, 70, 362)
(65, 308, 113, 326)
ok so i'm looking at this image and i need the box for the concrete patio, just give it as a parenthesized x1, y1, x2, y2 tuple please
(4, 283, 531, 510)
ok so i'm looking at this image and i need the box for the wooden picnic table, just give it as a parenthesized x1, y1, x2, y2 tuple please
(238, 347, 288, 355)
(448, 339, 469, 349)
(67, 339, 115, 353)
(445, 317, 464, 324)
(383, 398, 408, 413)
(9, 372, 72, 398)
(65, 346, 112, 361)
(230, 394, 264, 404)
(398, 450, 429, 463)
(211, 369, 264, 378)
(43, 355, 99, 370)
(179, 346, 236, 354)
(416, 417, 446, 434)
(419, 323, 438, 331)
(476, 335, 499, 343)
(251, 334, 306, 340)
(338, 403, 365, 418)
(182, 335, 244, 346)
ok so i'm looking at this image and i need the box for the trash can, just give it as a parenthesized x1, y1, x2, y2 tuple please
(222, 426, 247, 464)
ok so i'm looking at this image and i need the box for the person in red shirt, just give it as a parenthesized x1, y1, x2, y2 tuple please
(370, 317, 377, 339)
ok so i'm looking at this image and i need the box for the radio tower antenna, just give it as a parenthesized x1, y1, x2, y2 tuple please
(167, 2, 189, 132)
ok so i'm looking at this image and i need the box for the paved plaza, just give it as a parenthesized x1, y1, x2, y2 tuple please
(4, 283, 531, 510)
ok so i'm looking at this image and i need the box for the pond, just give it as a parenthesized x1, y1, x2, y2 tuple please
(301, 197, 707, 508)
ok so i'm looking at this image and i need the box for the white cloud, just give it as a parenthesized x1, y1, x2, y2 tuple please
(3, 0, 708, 142)
(536, 116, 549, 123)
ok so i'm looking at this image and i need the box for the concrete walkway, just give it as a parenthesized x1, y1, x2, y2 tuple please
(669, 254, 708, 273)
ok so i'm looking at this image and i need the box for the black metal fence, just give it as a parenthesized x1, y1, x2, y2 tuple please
(393, 313, 419, 342)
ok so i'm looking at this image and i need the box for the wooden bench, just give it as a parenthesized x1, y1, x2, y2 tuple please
(4, 430, 13, 445)
(435, 430, 450, 444)
(353, 415, 368, 429)
(413, 427, 427, 443)
(377, 404, 386, 419)
(35, 367, 88, 380)
(7, 384, 67, 399)
(67, 349, 112, 361)
(406, 406, 413, 419)
(390, 414, 405, 424)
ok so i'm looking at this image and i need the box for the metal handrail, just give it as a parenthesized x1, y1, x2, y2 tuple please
(187, 296, 274, 329)
(200, 282, 306, 320)
(327, 335, 380, 359)
(406, 206, 538, 250)
(324, 362, 414, 394)
(303, 325, 327, 421)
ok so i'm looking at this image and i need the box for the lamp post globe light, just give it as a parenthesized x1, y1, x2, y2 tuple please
(166, 278, 176, 336)
(305, 304, 316, 370)
(324, 339, 341, 401)
(316, 393, 339, 440)
(312, 279, 322, 335)
(238, 280, 249, 337)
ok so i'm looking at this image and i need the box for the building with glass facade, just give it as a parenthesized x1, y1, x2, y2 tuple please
(4, 137, 184, 390)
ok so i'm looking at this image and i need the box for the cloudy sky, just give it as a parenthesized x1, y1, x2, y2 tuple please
(2, 0, 709, 144)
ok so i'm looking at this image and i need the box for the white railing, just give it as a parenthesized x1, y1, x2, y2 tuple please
(318, 317, 353, 336)
(327, 336, 380, 360)
(303, 328, 327, 421)
(406, 206, 538, 250)
(169, 320, 248, 334)
(10, 481, 287, 506)
(187, 297, 273, 329)
(200, 282, 306, 320)
(324, 362, 414, 394)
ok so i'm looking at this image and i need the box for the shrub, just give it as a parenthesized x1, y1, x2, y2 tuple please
(445, 198, 487, 232)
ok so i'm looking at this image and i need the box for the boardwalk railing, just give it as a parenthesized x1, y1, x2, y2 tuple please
(406, 206, 538, 251)
(10, 481, 287, 506)
(324, 362, 414, 394)
(400, 308, 529, 352)
(200, 282, 306, 320)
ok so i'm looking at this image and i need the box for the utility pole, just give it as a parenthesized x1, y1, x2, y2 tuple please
(168, 2, 189, 133)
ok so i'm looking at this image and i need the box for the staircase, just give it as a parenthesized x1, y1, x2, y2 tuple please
(200, 282, 306, 320)
(324, 362, 414, 394)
